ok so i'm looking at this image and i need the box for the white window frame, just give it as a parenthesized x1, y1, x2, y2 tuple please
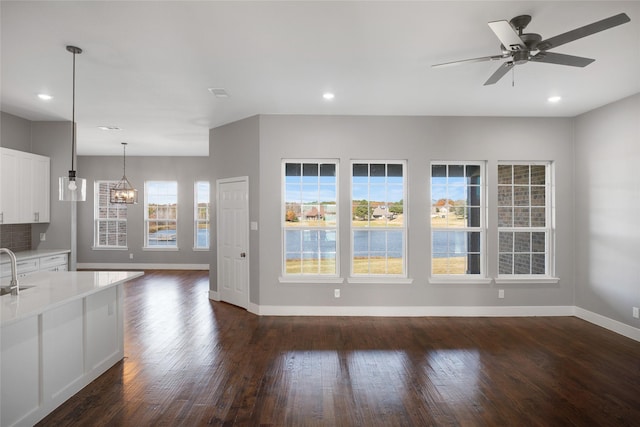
(144, 180, 178, 250)
(279, 159, 342, 283)
(495, 161, 557, 283)
(194, 181, 210, 251)
(348, 160, 410, 283)
(428, 161, 490, 284)
(93, 180, 128, 250)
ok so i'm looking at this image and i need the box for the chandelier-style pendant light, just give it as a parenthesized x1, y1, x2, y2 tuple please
(59, 45, 86, 202)
(110, 142, 138, 204)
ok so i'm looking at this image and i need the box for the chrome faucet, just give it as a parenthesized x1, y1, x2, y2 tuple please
(0, 248, 20, 295)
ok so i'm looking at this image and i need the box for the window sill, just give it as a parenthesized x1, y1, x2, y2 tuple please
(143, 247, 179, 251)
(347, 277, 413, 285)
(279, 276, 345, 284)
(428, 277, 493, 285)
(494, 276, 560, 284)
(91, 246, 128, 251)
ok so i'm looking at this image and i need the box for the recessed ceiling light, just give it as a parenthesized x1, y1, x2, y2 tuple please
(208, 88, 229, 98)
(547, 96, 562, 103)
(323, 92, 335, 100)
(37, 93, 53, 101)
(97, 126, 122, 131)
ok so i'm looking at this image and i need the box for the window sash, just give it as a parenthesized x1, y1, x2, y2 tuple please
(145, 181, 178, 248)
(94, 180, 127, 248)
(194, 181, 210, 250)
(282, 160, 339, 277)
(351, 161, 407, 277)
(430, 161, 486, 277)
(497, 162, 552, 276)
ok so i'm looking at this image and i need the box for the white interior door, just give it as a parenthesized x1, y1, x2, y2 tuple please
(216, 177, 249, 309)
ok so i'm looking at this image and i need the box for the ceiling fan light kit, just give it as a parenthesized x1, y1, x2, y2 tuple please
(433, 12, 631, 86)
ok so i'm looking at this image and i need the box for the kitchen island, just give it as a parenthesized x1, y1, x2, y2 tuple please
(0, 270, 143, 427)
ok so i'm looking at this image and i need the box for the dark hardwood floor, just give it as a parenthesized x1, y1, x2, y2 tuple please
(38, 270, 640, 426)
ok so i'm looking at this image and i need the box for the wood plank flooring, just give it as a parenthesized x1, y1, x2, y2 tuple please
(38, 270, 640, 426)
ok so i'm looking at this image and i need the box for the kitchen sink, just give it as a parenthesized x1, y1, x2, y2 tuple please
(0, 286, 34, 296)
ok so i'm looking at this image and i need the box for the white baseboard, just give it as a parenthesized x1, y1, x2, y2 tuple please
(77, 263, 209, 270)
(574, 307, 640, 342)
(250, 305, 575, 317)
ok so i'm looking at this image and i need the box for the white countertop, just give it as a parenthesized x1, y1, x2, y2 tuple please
(0, 249, 71, 264)
(0, 271, 144, 327)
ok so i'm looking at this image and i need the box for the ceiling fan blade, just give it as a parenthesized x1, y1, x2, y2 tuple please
(531, 51, 595, 67)
(537, 13, 630, 51)
(484, 62, 514, 85)
(488, 20, 526, 51)
(432, 54, 507, 68)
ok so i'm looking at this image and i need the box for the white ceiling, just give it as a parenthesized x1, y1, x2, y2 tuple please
(1, 1, 639, 156)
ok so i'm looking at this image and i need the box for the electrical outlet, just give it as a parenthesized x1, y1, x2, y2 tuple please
(129, 253, 134, 260)
(498, 289, 505, 299)
(40, 233, 46, 241)
(334, 289, 340, 298)
(633, 307, 639, 319)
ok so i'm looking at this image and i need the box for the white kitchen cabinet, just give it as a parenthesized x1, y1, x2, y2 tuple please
(0, 147, 50, 224)
(0, 316, 40, 427)
(1, 251, 69, 286)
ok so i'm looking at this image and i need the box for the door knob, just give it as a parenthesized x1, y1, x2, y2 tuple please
(240, 252, 246, 258)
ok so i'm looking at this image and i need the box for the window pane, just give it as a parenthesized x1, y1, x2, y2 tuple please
(353, 163, 368, 177)
(498, 207, 512, 227)
(499, 254, 513, 274)
(499, 232, 513, 253)
(514, 232, 530, 252)
(514, 254, 531, 274)
(513, 165, 529, 185)
(530, 165, 546, 185)
(286, 163, 301, 177)
(498, 186, 512, 206)
(498, 165, 512, 184)
(514, 186, 530, 206)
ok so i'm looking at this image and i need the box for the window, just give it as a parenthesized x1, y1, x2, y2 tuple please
(94, 181, 127, 248)
(145, 181, 178, 249)
(194, 181, 210, 250)
(430, 162, 485, 276)
(351, 161, 406, 276)
(497, 163, 552, 276)
(283, 160, 338, 276)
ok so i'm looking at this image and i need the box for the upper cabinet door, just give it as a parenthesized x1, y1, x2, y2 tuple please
(31, 155, 50, 223)
(0, 148, 21, 224)
(0, 148, 50, 224)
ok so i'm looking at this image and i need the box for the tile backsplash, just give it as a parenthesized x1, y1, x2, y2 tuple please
(0, 224, 32, 252)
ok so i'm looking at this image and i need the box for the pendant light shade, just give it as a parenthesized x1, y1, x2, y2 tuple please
(110, 142, 138, 204)
(59, 45, 86, 202)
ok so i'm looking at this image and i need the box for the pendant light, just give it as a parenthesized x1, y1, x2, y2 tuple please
(59, 45, 86, 202)
(110, 142, 138, 204)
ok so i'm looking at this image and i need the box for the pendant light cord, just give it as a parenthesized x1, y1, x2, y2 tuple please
(71, 48, 77, 172)
(122, 143, 127, 176)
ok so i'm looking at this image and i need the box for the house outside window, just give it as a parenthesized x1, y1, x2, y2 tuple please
(94, 180, 127, 249)
(144, 181, 178, 249)
(430, 162, 485, 276)
(194, 181, 210, 250)
(283, 160, 338, 276)
(351, 161, 407, 277)
(497, 162, 553, 276)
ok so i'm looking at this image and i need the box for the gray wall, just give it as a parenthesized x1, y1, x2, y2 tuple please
(1, 112, 32, 151)
(574, 93, 640, 326)
(31, 121, 74, 252)
(76, 155, 212, 266)
(256, 115, 576, 307)
(209, 116, 260, 300)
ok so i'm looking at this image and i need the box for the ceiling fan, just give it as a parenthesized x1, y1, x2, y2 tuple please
(433, 12, 631, 85)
